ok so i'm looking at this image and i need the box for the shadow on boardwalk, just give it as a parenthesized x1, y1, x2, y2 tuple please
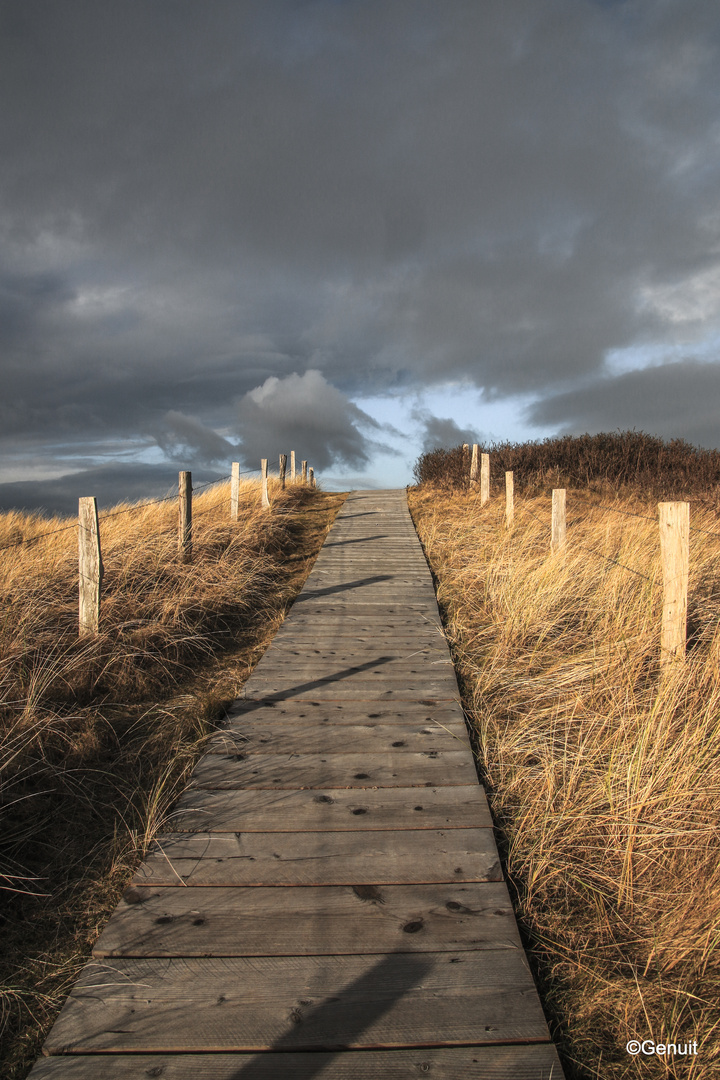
(232, 952, 434, 1078)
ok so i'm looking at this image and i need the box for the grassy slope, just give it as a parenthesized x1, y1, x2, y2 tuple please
(0, 479, 345, 1079)
(409, 484, 719, 1080)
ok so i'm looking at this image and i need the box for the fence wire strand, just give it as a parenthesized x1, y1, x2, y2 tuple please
(518, 499, 654, 582)
(0, 470, 259, 553)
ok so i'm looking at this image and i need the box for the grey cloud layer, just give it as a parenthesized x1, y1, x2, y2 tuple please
(1, 0, 719, 504)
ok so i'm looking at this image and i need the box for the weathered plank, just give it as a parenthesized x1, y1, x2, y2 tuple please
(260, 642, 451, 660)
(274, 615, 446, 633)
(285, 604, 444, 617)
(29, 1044, 566, 1079)
(171, 783, 492, 832)
(132, 828, 501, 886)
(251, 655, 457, 679)
(93, 881, 521, 957)
(188, 750, 477, 790)
(223, 699, 467, 725)
(42, 952, 549, 1053)
(242, 679, 458, 701)
(206, 720, 470, 756)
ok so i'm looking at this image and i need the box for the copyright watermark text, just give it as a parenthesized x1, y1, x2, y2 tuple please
(626, 1039, 698, 1057)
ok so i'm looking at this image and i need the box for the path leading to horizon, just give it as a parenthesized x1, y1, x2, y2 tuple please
(31, 489, 564, 1079)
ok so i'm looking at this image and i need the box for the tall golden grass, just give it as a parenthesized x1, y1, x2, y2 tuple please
(0, 476, 342, 1078)
(409, 483, 720, 1079)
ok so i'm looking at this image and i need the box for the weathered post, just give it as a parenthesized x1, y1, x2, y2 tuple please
(309, 467, 315, 488)
(470, 444, 479, 486)
(178, 471, 192, 562)
(290, 451, 296, 482)
(78, 497, 103, 636)
(551, 488, 566, 553)
(505, 471, 514, 529)
(301, 460, 308, 485)
(230, 462, 240, 521)
(279, 454, 287, 489)
(480, 453, 490, 505)
(659, 502, 689, 668)
(261, 459, 270, 508)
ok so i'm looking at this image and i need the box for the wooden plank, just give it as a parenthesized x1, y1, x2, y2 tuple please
(171, 784, 492, 832)
(132, 828, 501, 886)
(188, 750, 477, 790)
(248, 664, 458, 684)
(242, 680, 458, 701)
(306, 575, 431, 583)
(277, 614, 445, 629)
(207, 720, 470, 756)
(93, 881, 521, 957)
(224, 700, 467, 723)
(29, 1044, 566, 1079)
(285, 604, 443, 617)
(294, 586, 437, 598)
(253, 646, 455, 666)
(267, 636, 451, 652)
(42, 952, 549, 1053)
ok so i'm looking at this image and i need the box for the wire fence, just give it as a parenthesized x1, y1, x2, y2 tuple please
(0, 468, 261, 554)
(483, 472, 704, 663)
(1, 459, 320, 636)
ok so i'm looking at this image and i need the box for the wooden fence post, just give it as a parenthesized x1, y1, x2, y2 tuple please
(230, 462, 240, 521)
(551, 488, 566, 552)
(470, 444, 479, 486)
(301, 460, 308, 485)
(309, 467, 315, 488)
(178, 471, 192, 562)
(78, 497, 103, 636)
(505, 471, 514, 529)
(290, 451, 296, 482)
(261, 459, 270, 508)
(659, 502, 689, 667)
(279, 454, 287, 489)
(480, 453, 490, 505)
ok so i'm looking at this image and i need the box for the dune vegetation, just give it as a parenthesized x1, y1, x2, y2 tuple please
(409, 437, 720, 1079)
(0, 476, 344, 1079)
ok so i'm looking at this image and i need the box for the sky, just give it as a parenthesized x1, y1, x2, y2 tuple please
(2, 0, 720, 514)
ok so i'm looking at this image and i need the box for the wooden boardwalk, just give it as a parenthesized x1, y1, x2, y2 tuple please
(31, 490, 564, 1079)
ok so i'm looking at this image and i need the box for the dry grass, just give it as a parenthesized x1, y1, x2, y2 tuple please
(409, 483, 720, 1079)
(0, 477, 345, 1078)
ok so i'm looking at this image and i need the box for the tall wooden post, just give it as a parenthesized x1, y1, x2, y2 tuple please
(301, 460, 308, 485)
(290, 451, 296, 482)
(659, 502, 689, 667)
(551, 489, 566, 553)
(230, 462, 240, 521)
(505, 471, 514, 529)
(178, 471, 192, 562)
(309, 467, 315, 488)
(261, 459, 270, 508)
(470, 444, 479, 486)
(480, 454, 490, 505)
(279, 454, 287, 489)
(78, 497, 103, 636)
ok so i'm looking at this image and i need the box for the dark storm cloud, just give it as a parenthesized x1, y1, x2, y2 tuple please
(528, 360, 720, 451)
(153, 411, 237, 466)
(1, 0, 720, 505)
(412, 409, 484, 453)
(0, 462, 230, 518)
